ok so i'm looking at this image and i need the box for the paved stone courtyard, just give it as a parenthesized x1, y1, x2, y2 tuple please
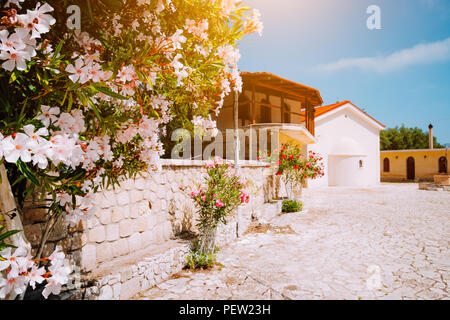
(137, 183, 450, 300)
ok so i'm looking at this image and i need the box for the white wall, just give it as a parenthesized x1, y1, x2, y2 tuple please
(307, 105, 381, 187)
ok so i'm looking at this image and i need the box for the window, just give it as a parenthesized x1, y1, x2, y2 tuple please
(383, 158, 390, 172)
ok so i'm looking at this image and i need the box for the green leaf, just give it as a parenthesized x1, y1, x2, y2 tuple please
(0, 229, 22, 242)
(87, 96, 105, 129)
(52, 40, 64, 60)
(16, 159, 40, 186)
(87, 0, 94, 21)
(11, 175, 26, 187)
(9, 72, 17, 84)
(67, 92, 73, 112)
(75, 90, 89, 107)
(92, 83, 127, 100)
(60, 89, 69, 106)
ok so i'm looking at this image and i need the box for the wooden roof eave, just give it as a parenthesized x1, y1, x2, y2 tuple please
(243, 81, 322, 107)
(241, 72, 323, 105)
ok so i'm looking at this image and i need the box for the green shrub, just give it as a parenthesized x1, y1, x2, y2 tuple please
(282, 200, 303, 213)
(185, 239, 219, 270)
(186, 250, 217, 270)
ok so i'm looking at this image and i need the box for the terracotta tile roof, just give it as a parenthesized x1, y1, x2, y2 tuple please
(301, 100, 386, 128)
(314, 100, 351, 117)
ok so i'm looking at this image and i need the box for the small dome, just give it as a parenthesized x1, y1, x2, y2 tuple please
(330, 136, 366, 156)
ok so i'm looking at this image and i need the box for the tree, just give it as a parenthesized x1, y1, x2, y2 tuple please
(0, 0, 263, 299)
(380, 125, 444, 150)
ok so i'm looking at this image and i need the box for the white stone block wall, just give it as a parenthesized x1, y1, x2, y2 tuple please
(80, 161, 270, 273)
(21, 160, 275, 300)
(63, 160, 275, 299)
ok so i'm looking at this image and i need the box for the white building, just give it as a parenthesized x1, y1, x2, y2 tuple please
(307, 101, 385, 187)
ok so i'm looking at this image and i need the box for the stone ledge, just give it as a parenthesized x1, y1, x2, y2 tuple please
(419, 182, 450, 192)
(85, 239, 190, 280)
(433, 174, 450, 185)
(80, 239, 191, 300)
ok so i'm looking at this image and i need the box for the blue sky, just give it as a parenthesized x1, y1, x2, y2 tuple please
(238, 0, 450, 144)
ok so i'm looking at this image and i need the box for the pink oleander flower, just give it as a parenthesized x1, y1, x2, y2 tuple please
(214, 156, 223, 165)
(240, 192, 250, 204)
(215, 199, 224, 208)
(220, 0, 236, 15)
(191, 190, 200, 197)
(205, 160, 215, 169)
(0, 47, 32, 71)
(2, 133, 32, 163)
(65, 58, 86, 83)
(36, 105, 60, 127)
(243, 9, 263, 36)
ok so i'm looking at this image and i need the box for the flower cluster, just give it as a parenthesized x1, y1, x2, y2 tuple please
(192, 115, 219, 137)
(0, 243, 70, 299)
(0, 2, 55, 71)
(259, 143, 325, 184)
(243, 9, 264, 36)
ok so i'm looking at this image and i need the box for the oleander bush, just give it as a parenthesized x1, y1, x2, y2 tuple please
(0, 0, 262, 299)
(182, 157, 250, 269)
(259, 142, 324, 201)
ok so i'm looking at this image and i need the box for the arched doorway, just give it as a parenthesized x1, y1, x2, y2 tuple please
(439, 157, 448, 174)
(328, 137, 368, 186)
(383, 158, 390, 172)
(407, 157, 415, 180)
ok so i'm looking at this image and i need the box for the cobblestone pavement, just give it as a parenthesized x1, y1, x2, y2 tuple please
(138, 183, 450, 300)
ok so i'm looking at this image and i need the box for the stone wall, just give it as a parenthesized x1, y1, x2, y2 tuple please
(22, 160, 277, 299)
(22, 195, 85, 285)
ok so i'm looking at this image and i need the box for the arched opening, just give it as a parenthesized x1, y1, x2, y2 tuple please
(328, 137, 368, 186)
(383, 158, 390, 172)
(439, 156, 448, 174)
(407, 157, 415, 180)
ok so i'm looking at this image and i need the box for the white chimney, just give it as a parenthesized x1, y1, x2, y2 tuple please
(429, 124, 434, 150)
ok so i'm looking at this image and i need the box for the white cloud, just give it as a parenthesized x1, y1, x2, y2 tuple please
(316, 37, 450, 73)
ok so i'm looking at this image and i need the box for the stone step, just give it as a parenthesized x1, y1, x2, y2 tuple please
(76, 239, 190, 300)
